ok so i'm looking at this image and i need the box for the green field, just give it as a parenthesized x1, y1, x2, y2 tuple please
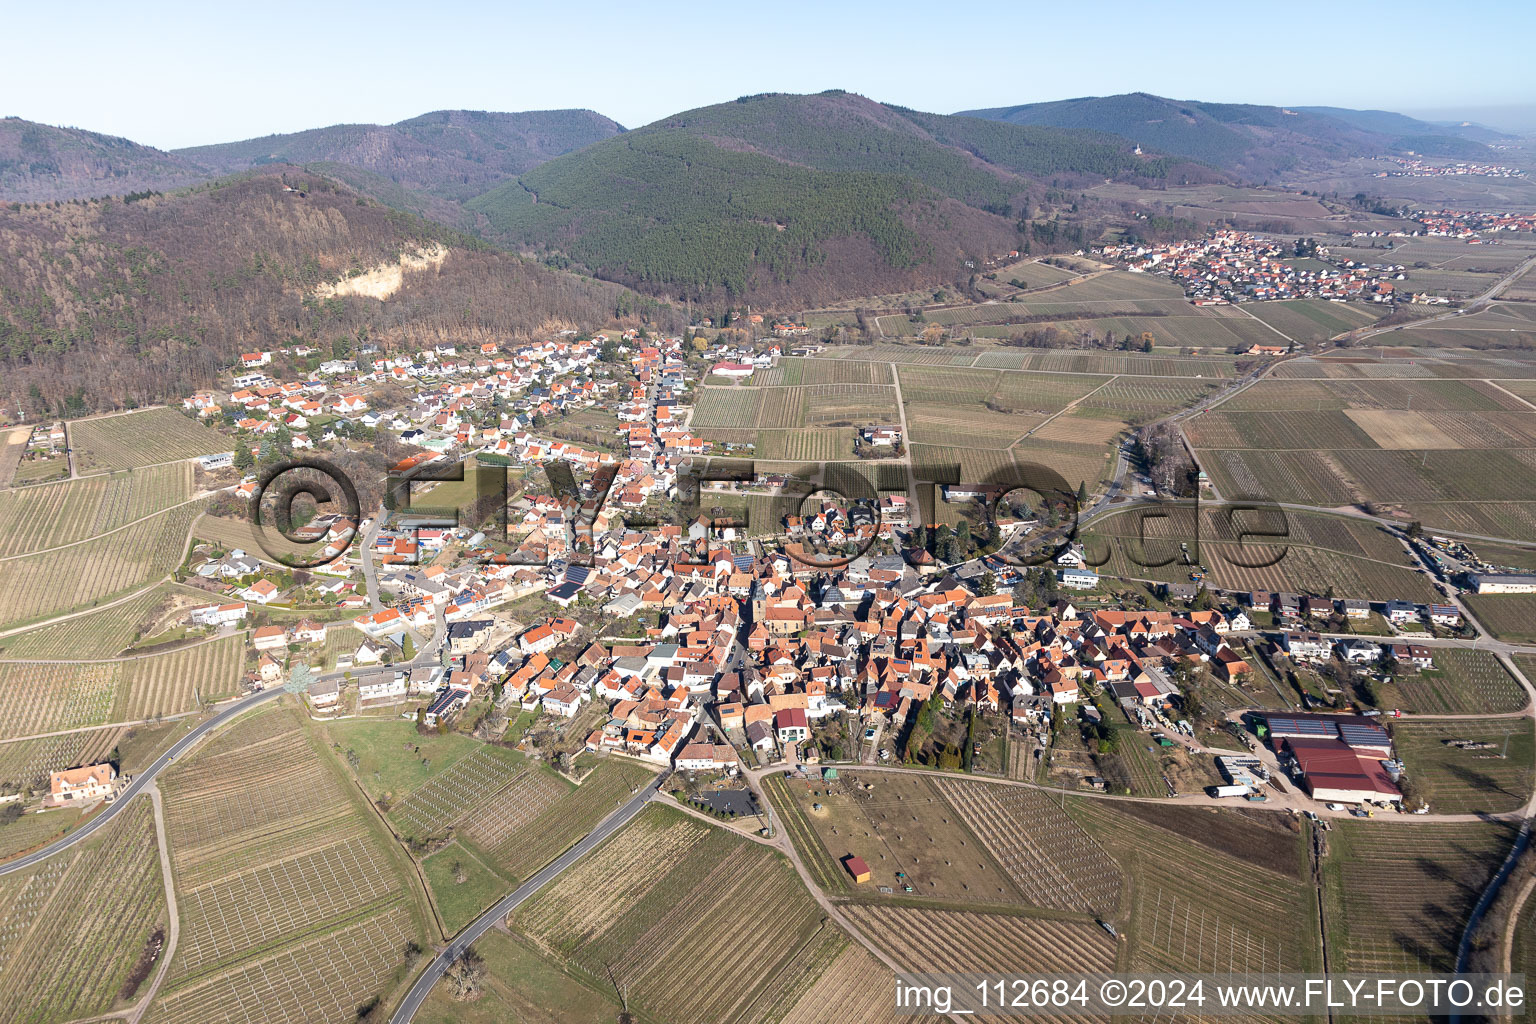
(414, 929, 622, 1024)
(1394, 718, 1534, 815)
(1376, 650, 1529, 715)
(1466, 594, 1536, 643)
(317, 717, 508, 806)
(422, 841, 510, 934)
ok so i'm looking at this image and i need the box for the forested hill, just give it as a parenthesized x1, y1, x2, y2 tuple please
(174, 109, 625, 224)
(959, 93, 1497, 176)
(467, 91, 1205, 304)
(0, 118, 211, 202)
(0, 170, 665, 417)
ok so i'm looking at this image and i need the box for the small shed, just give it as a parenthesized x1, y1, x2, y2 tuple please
(821, 767, 839, 781)
(842, 855, 872, 884)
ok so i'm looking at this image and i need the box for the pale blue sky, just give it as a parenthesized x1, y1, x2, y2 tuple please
(7, 0, 1534, 148)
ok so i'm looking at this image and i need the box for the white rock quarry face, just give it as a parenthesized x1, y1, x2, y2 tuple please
(312, 244, 449, 301)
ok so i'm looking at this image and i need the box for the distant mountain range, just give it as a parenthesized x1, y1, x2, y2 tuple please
(0, 91, 1521, 310)
(958, 93, 1506, 176)
(173, 109, 623, 225)
(0, 109, 622, 212)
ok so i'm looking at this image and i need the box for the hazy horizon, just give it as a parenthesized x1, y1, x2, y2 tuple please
(5, 0, 1533, 150)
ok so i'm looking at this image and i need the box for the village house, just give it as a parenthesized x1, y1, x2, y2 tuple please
(45, 763, 119, 807)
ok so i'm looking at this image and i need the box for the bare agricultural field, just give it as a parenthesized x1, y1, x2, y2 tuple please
(0, 662, 119, 738)
(909, 443, 1020, 484)
(1187, 409, 1380, 450)
(841, 905, 1116, 996)
(153, 708, 426, 1020)
(1070, 800, 1319, 975)
(898, 365, 1101, 412)
(68, 408, 227, 474)
(1010, 438, 1114, 490)
(800, 383, 898, 424)
(1323, 820, 1515, 974)
(1072, 376, 1219, 424)
(145, 906, 419, 1024)
(0, 582, 212, 660)
(0, 462, 191, 558)
(1202, 449, 1358, 505)
(778, 943, 943, 1024)
(1504, 260, 1536, 301)
(1031, 413, 1126, 445)
(905, 403, 1041, 447)
(1410, 503, 1536, 543)
(1327, 377, 1526, 412)
(819, 344, 960, 365)
(896, 365, 1000, 403)
(516, 804, 838, 1024)
(1401, 267, 1503, 297)
(0, 428, 25, 489)
(170, 835, 403, 982)
(971, 349, 1238, 377)
(387, 745, 527, 840)
(158, 709, 374, 889)
(1241, 300, 1385, 343)
(1340, 448, 1536, 504)
(116, 635, 246, 720)
(1093, 532, 1439, 605)
(933, 778, 1122, 915)
(1342, 409, 1475, 448)
(0, 501, 199, 632)
(0, 798, 165, 1024)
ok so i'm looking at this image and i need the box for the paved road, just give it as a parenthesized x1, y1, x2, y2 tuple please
(360, 514, 385, 614)
(0, 685, 284, 877)
(390, 770, 667, 1023)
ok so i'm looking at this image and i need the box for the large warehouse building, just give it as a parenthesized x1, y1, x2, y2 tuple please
(1261, 713, 1401, 805)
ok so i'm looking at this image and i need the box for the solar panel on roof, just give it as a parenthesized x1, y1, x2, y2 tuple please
(1266, 716, 1336, 737)
(1338, 722, 1390, 745)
